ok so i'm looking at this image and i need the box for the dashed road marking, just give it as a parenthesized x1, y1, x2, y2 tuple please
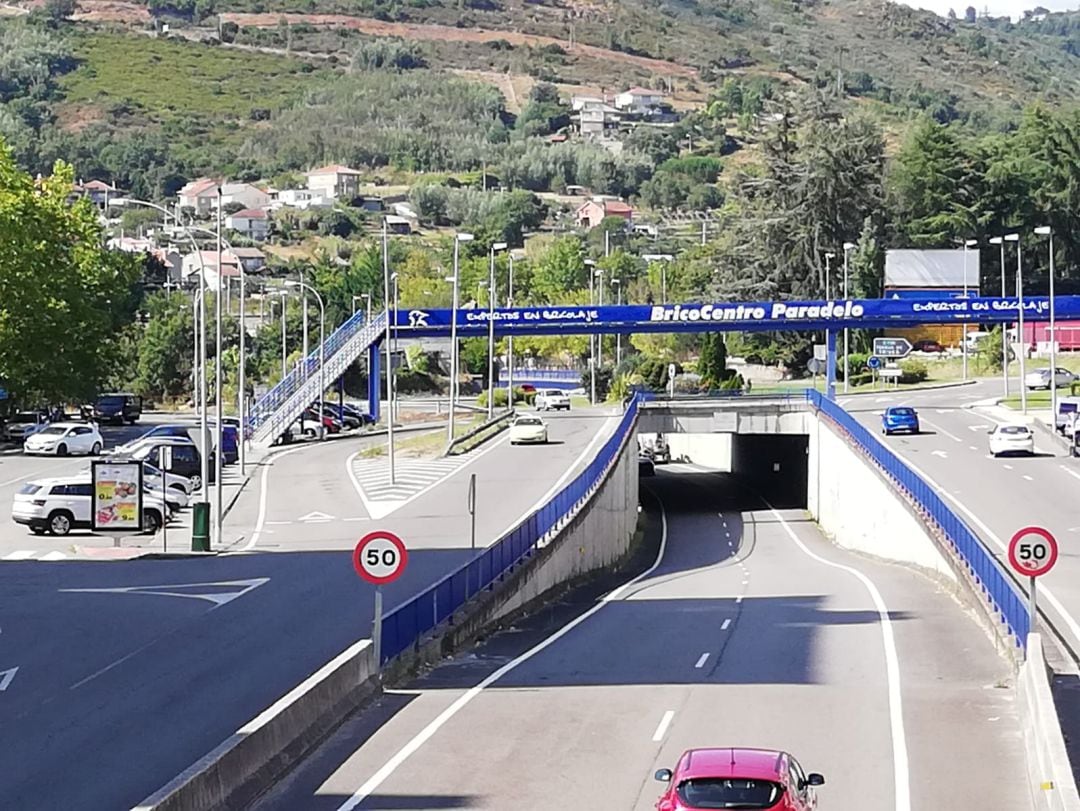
(721, 618, 732, 631)
(694, 653, 709, 669)
(651, 710, 675, 742)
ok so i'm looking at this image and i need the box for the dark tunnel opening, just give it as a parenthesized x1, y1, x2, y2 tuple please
(730, 433, 809, 509)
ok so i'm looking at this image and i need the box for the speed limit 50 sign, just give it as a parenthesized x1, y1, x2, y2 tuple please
(1007, 526, 1058, 578)
(353, 530, 409, 585)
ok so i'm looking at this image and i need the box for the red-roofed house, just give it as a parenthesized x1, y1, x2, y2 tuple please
(178, 177, 220, 215)
(576, 199, 633, 229)
(306, 164, 362, 200)
(73, 179, 122, 209)
(614, 86, 665, 114)
(226, 208, 269, 241)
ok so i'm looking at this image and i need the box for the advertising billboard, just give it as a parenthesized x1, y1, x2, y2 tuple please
(91, 460, 143, 533)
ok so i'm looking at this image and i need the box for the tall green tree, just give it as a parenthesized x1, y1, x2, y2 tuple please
(0, 144, 143, 405)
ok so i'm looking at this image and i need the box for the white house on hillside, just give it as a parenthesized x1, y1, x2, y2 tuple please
(177, 177, 219, 216)
(225, 208, 269, 241)
(276, 188, 331, 210)
(220, 182, 271, 211)
(306, 164, 362, 200)
(614, 87, 665, 114)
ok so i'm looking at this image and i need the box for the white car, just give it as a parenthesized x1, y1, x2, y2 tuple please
(23, 422, 104, 456)
(5, 411, 48, 441)
(509, 415, 548, 445)
(988, 424, 1035, 457)
(12, 475, 170, 536)
(535, 389, 571, 411)
(1025, 367, 1075, 390)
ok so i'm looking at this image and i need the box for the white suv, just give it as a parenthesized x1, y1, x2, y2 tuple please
(12, 475, 171, 536)
(535, 389, 571, 411)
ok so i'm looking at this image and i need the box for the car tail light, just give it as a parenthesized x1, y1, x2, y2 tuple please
(32, 499, 46, 506)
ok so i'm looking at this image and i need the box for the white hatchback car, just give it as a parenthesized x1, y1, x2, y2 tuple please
(988, 424, 1035, 457)
(535, 389, 571, 411)
(12, 475, 170, 536)
(1025, 367, 1076, 390)
(509, 415, 548, 445)
(23, 422, 104, 456)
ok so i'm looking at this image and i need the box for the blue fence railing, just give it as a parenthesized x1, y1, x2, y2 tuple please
(806, 389, 1029, 648)
(380, 395, 642, 664)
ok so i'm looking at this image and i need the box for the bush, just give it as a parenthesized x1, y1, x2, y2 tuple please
(899, 359, 928, 384)
(477, 387, 532, 407)
(394, 369, 439, 394)
(842, 352, 870, 381)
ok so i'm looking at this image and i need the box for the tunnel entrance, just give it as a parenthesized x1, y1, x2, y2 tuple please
(730, 434, 808, 509)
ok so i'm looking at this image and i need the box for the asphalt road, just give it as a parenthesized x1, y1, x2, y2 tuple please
(253, 465, 1029, 811)
(0, 407, 619, 810)
(845, 378, 1080, 654)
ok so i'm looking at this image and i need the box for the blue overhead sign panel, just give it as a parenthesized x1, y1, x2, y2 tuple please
(884, 288, 971, 301)
(396, 295, 1070, 338)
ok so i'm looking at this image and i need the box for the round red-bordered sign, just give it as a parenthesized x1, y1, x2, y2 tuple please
(1007, 526, 1058, 578)
(353, 530, 408, 585)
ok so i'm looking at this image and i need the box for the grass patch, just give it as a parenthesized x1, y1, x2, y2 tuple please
(59, 32, 326, 123)
(359, 418, 482, 458)
(448, 413, 512, 456)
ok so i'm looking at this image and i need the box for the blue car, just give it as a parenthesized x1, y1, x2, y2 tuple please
(882, 406, 919, 435)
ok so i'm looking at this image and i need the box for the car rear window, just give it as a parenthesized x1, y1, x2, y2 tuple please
(677, 777, 784, 808)
(516, 417, 542, 426)
(890, 408, 915, 416)
(96, 396, 124, 408)
(999, 425, 1030, 435)
(18, 484, 41, 495)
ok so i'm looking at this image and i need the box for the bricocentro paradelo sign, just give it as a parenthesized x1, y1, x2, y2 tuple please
(648, 301, 866, 324)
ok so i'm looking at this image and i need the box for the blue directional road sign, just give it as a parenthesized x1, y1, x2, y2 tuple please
(872, 337, 912, 359)
(867, 356, 882, 370)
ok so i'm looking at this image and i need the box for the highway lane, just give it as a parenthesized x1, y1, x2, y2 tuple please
(0, 409, 619, 809)
(846, 381, 1080, 651)
(254, 466, 1028, 811)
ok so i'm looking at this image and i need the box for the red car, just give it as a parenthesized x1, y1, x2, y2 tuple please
(654, 748, 824, 810)
(912, 339, 944, 353)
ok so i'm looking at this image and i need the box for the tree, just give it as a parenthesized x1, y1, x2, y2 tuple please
(0, 143, 143, 405)
(964, 6, 977, 23)
(134, 292, 194, 400)
(528, 235, 587, 302)
(697, 331, 728, 389)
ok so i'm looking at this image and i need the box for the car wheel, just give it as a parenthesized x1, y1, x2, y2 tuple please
(190, 474, 203, 491)
(56, 443, 67, 457)
(48, 511, 73, 536)
(90, 442, 102, 455)
(143, 510, 162, 535)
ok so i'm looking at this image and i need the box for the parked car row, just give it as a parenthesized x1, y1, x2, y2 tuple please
(273, 401, 374, 445)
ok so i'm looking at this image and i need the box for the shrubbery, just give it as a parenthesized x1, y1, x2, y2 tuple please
(899, 359, 929, 384)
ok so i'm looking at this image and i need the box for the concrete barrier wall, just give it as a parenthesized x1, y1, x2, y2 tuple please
(807, 415, 957, 584)
(135, 640, 379, 811)
(385, 421, 641, 681)
(1020, 634, 1080, 811)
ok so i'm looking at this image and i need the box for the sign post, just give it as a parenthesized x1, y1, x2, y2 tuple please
(91, 460, 144, 548)
(872, 337, 913, 359)
(160, 447, 173, 554)
(353, 530, 409, 668)
(1008, 526, 1059, 653)
(468, 473, 477, 551)
(667, 363, 676, 398)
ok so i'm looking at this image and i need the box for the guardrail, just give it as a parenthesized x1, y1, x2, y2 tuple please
(443, 410, 515, 457)
(806, 389, 1029, 649)
(380, 396, 641, 664)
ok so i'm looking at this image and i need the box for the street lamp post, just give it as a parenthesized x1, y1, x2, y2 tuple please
(391, 269, 399, 423)
(1036, 226, 1057, 422)
(487, 241, 508, 419)
(382, 220, 396, 484)
(612, 277, 623, 368)
(1013, 234, 1028, 414)
(214, 188, 224, 544)
(286, 281, 325, 437)
(585, 259, 597, 404)
(113, 196, 210, 516)
(989, 235, 1014, 397)
(842, 242, 855, 393)
(448, 233, 474, 440)
(825, 251, 835, 391)
(507, 252, 517, 405)
(961, 238, 979, 381)
(594, 268, 605, 368)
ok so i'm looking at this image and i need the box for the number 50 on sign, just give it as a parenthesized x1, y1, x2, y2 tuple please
(1008, 526, 1058, 578)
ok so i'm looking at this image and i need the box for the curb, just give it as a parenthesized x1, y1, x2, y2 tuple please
(838, 378, 979, 397)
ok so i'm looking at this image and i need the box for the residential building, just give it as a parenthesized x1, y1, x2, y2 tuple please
(229, 247, 267, 274)
(571, 94, 604, 111)
(109, 237, 182, 284)
(177, 177, 219, 216)
(73, 179, 121, 209)
(883, 248, 980, 348)
(181, 249, 264, 290)
(276, 188, 330, 210)
(576, 198, 633, 229)
(614, 86, 665, 114)
(220, 182, 271, 211)
(306, 164, 363, 200)
(384, 214, 412, 235)
(574, 101, 621, 139)
(225, 208, 269, 241)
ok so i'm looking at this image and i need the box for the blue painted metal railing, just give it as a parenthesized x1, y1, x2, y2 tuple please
(806, 390, 1029, 648)
(380, 395, 642, 664)
(246, 310, 386, 436)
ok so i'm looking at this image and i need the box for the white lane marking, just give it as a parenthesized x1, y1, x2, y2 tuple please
(333, 483, 670, 810)
(768, 503, 910, 811)
(1023, 475, 1034, 481)
(1060, 465, 1080, 483)
(0, 458, 80, 488)
(931, 450, 948, 459)
(922, 419, 963, 443)
(265, 520, 291, 526)
(241, 444, 311, 552)
(0, 666, 18, 691)
(969, 446, 978, 451)
(346, 430, 512, 521)
(651, 710, 676, 742)
(694, 653, 709, 669)
(39, 551, 66, 561)
(899, 454, 1080, 649)
(735, 595, 743, 604)
(60, 578, 269, 608)
(968, 424, 989, 432)
(1003, 464, 1013, 470)
(721, 618, 732, 631)
(2, 550, 36, 560)
(741, 579, 749, 585)
(343, 517, 368, 522)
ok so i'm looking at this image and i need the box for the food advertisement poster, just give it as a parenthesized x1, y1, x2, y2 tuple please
(91, 460, 143, 532)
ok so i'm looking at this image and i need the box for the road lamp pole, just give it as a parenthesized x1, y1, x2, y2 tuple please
(286, 281, 325, 438)
(961, 238, 978, 381)
(585, 259, 597, 404)
(1037, 226, 1057, 422)
(613, 277, 623, 368)
(825, 251, 834, 393)
(113, 197, 209, 497)
(990, 236, 1011, 397)
(507, 252, 516, 405)
(391, 269, 399, 423)
(214, 187, 224, 544)
(382, 219, 395, 484)
(594, 267, 605, 368)
(487, 241, 507, 419)
(842, 242, 855, 393)
(1015, 234, 1027, 415)
(448, 233, 474, 440)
